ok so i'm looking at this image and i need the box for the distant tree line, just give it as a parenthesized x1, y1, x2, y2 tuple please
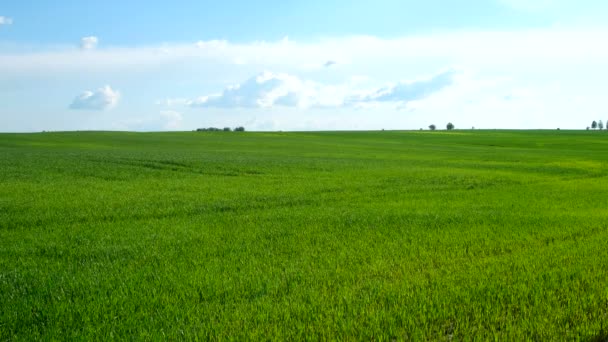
(427, 123, 455, 131)
(588, 120, 605, 130)
(196, 126, 245, 132)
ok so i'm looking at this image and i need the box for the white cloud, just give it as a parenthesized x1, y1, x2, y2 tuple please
(160, 110, 182, 129)
(0, 16, 12, 25)
(190, 71, 354, 109)
(80, 36, 99, 50)
(189, 70, 454, 109)
(2, 28, 608, 75)
(1, 24, 607, 117)
(70, 85, 120, 110)
(349, 70, 455, 104)
(190, 71, 342, 109)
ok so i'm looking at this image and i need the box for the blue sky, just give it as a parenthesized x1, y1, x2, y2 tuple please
(1, 0, 608, 131)
(0, 1, 556, 44)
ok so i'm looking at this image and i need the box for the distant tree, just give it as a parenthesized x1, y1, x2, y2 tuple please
(599, 120, 604, 130)
(428, 124, 436, 131)
(446, 122, 455, 130)
(223, 127, 232, 132)
(587, 127, 590, 130)
(592, 121, 598, 129)
(234, 126, 245, 132)
(197, 127, 223, 132)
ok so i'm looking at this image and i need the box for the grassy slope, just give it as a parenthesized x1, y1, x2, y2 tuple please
(0, 130, 607, 340)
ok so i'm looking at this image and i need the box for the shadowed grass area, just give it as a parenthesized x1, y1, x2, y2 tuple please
(1, 130, 607, 340)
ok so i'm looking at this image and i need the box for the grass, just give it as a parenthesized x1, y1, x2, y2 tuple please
(1, 129, 607, 340)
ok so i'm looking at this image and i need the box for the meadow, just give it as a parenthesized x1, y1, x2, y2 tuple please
(1, 130, 607, 340)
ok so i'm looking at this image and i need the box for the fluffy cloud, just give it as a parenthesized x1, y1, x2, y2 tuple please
(0, 16, 13, 25)
(160, 111, 183, 129)
(80, 36, 99, 50)
(189, 70, 454, 109)
(70, 85, 120, 110)
(189, 71, 355, 109)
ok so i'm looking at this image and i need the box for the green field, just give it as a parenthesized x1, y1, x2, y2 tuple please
(1, 130, 607, 340)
